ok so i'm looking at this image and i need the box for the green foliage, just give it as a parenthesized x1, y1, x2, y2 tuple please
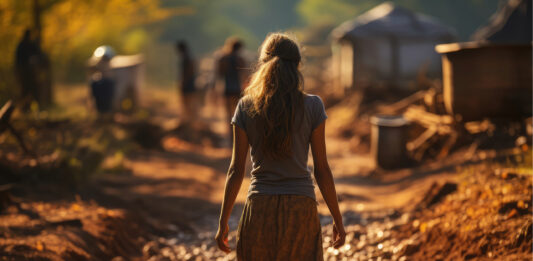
(0, 1, 32, 104)
(159, 0, 300, 52)
(0, 0, 170, 103)
(297, 0, 380, 26)
(41, 0, 171, 82)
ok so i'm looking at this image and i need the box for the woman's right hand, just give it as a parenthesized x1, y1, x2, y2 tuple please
(332, 223, 346, 248)
(215, 224, 231, 253)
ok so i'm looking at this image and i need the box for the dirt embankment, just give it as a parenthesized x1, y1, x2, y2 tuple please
(321, 156, 532, 261)
(0, 185, 152, 261)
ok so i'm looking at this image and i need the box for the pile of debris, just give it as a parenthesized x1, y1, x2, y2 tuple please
(324, 82, 531, 169)
(321, 156, 531, 260)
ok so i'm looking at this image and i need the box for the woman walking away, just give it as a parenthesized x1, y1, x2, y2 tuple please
(215, 33, 345, 261)
(175, 40, 196, 124)
(216, 37, 247, 142)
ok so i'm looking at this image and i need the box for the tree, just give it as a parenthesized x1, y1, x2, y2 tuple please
(0, 0, 172, 105)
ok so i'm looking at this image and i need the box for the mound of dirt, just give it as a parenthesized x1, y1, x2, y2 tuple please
(320, 155, 532, 260)
(0, 195, 150, 261)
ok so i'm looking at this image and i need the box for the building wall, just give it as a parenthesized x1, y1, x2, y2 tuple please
(338, 36, 446, 91)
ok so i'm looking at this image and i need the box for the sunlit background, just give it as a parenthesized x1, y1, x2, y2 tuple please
(0, 0, 501, 95)
(0, 1, 531, 260)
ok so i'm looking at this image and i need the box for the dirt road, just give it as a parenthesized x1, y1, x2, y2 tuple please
(88, 88, 462, 260)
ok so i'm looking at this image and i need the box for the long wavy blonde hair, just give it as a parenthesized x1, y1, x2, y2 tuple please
(244, 33, 304, 159)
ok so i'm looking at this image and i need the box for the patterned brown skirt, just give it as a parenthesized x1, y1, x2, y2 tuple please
(236, 194, 323, 261)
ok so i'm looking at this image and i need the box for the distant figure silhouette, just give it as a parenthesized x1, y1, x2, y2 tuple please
(215, 33, 346, 260)
(216, 37, 247, 141)
(15, 29, 53, 108)
(175, 40, 196, 124)
(88, 46, 116, 114)
(15, 29, 39, 106)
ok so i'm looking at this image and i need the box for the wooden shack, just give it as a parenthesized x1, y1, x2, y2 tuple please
(330, 2, 456, 92)
(435, 0, 532, 121)
(436, 43, 531, 121)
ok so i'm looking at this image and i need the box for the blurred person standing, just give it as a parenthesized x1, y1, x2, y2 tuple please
(216, 37, 248, 141)
(15, 29, 53, 109)
(175, 40, 197, 124)
(14, 29, 39, 108)
(215, 33, 345, 260)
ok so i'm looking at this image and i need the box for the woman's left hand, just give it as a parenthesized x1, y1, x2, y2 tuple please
(215, 224, 231, 253)
(332, 223, 346, 248)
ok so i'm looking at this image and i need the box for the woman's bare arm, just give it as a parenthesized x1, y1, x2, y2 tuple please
(215, 125, 249, 253)
(310, 121, 346, 248)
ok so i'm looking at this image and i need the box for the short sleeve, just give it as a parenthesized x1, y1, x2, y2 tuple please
(231, 99, 247, 131)
(311, 96, 328, 130)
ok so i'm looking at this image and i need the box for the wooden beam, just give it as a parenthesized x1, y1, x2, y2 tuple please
(404, 105, 454, 134)
(0, 100, 15, 133)
(378, 90, 427, 114)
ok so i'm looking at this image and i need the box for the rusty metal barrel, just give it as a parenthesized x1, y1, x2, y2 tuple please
(371, 115, 409, 169)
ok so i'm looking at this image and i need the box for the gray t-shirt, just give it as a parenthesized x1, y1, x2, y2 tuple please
(231, 94, 328, 201)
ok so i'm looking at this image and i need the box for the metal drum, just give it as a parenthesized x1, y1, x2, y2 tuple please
(371, 115, 409, 169)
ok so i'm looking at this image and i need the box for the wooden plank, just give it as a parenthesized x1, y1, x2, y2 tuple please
(437, 131, 459, 159)
(0, 101, 36, 158)
(378, 90, 427, 114)
(404, 105, 454, 134)
(0, 100, 14, 133)
(407, 126, 438, 151)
